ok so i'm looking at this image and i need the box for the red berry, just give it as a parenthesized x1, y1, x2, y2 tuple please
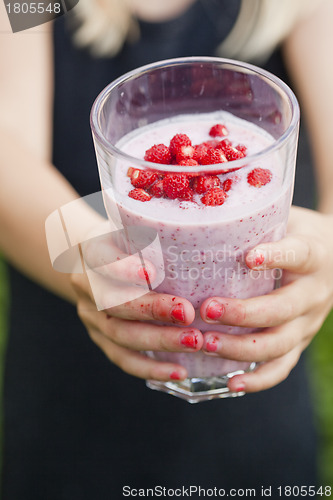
(175, 145, 195, 163)
(203, 139, 219, 149)
(193, 175, 221, 194)
(163, 173, 190, 199)
(179, 188, 194, 201)
(209, 124, 229, 138)
(169, 134, 192, 158)
(144, 144, 172, 164)
(178, 158, 199, 167)
(201, 148, 228, 165)
(201, 188, 228, 206)
(128, 188, 152, 202)
(149, 179, 164, 198)
(127, 167, 135, 177)
(222, 178, 233, 192)
(247, 168, 272, 187)
(236, 144, 247, 155)
(222, 144, 245, 161)
(130, 169, 159, 189)
(218, 139, 232, 149)
(193, 143, 209, 163)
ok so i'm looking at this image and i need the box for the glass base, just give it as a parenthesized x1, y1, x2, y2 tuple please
(146, 362, 256, 403)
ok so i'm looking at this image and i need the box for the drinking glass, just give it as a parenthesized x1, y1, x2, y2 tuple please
(90, 57, 299, 403)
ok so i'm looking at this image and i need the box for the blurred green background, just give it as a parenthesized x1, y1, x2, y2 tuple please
(0, 259, 332, 487)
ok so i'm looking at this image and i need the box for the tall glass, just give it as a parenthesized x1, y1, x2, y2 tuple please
(90, 57, 299, 403)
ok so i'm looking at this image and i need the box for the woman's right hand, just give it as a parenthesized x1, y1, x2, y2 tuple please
(70, 232, 202, 381)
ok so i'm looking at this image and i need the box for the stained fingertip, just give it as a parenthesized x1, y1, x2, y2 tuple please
(246, 248, 267, 269)
(203, 335, 220, 353)
(227, 376, 246, 393)
(171, 303, 185, 323)
(170, 370, 186, 380)
(206, 300, 225, 321)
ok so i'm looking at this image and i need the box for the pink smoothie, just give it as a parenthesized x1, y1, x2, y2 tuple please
(103, 112, 293, 378)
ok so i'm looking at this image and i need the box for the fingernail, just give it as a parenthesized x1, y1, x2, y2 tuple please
(171, 303, 185, 323)
(206, 300, 224, 321)
(247, 249, 266, 269)
(170, 371, 181, 380)
(137, 266, 150, 282)
(205, 336, 219, 352)
(234, 383, 246, 393)
(180, 331, 198, 349)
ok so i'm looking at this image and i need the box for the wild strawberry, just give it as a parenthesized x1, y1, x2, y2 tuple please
(209, 124, 229, 138)
(193, 143, 209, 163)
(200, 147, 227, 165)
(222, 178, 233, 192)
(130, 169, 159, 189)
(178, 158, 199, 167)
(236, 144, 247, 155)
(175, 145, 195, 163)
(217, 138, 232, 150)
(128, 188, 152, 202)
(247, 168, 272, 187)
(203, 139, 219, 149)
(201, 188, 228, 206)
(149, 179, 164, 198)
(192, 175, 221, 194)
(179, 188, 194, 201)
(163, 173, 190, 199)
(144, 144, 172, 164)
(169, 134, 192, 159)
(222, 144, 245, 161)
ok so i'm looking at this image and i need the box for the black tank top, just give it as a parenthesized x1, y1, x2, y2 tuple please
(2, 4, 317, 499)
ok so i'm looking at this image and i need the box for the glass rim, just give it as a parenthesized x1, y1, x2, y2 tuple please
(90, 56, 300, 173)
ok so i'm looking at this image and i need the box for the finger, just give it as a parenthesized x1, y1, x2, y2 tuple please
(226, 342, 306, 393)
(74, 271, 196, 325)
(81, 233, 156, 285)
(90, 329, 188, 381)
(200, 275, 318, 328)
(202, 316, 306, 362)
(99, 314, 203, 353)
(73, 266, 155, 312)
(106, 291, 196, 325)
(245, 235, 324, 274)
(77, 295, 202, 352)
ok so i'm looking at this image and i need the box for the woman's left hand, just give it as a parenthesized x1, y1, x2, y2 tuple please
(200, 206, 333, 393)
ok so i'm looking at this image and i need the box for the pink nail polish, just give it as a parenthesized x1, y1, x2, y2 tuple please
(170, 371, 181, 380)
(180, 332, 198, 349)
(206, 300, 224, 320)
(171, 303, 185, 322)
(235, 383, 246, 392)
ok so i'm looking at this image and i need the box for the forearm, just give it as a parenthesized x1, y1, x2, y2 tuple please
(0, 127, 100, 303)
(282, 0, 333, 214)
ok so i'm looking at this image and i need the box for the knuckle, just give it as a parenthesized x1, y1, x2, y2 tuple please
(117, 356, 132, 375)
(301, 236, 325, 272)
(76, 301, 88, 321)
(81, 241, 95, 267)
(149, 365, 168, 381)
(151, 294, 168, 321)
(70, 272, 83, 292)
(105, 316, 120, 342)
(231, 301, 247, 325)
(157, 329, 176, 352)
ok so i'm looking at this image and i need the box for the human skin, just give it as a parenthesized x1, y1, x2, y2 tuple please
(0, 0, 333, 392)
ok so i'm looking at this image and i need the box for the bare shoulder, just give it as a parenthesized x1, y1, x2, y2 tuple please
(0, 2, 53, 162)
